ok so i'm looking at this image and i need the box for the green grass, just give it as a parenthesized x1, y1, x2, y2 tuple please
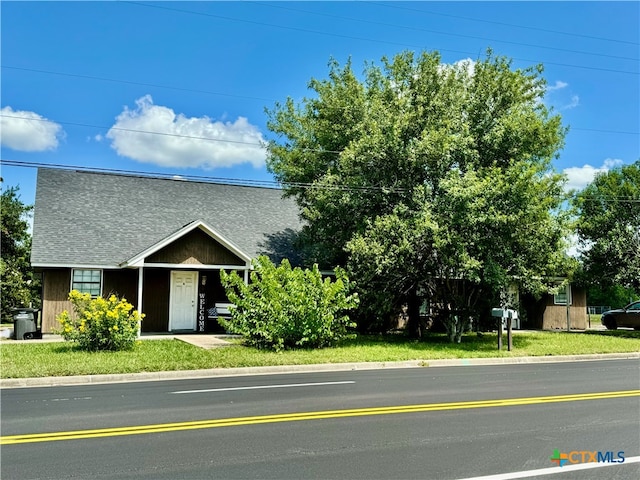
(589, 314, 602, 326)
(1, 331, 638, 379)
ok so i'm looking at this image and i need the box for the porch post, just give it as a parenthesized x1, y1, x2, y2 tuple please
(244, 268, 249, 285)
(566, 283, 571, 332)
(137, 266, 144, 337)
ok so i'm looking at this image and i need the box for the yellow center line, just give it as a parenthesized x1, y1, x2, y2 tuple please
(2, 390, 639, 445)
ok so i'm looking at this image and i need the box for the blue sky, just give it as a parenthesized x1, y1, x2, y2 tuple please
(1, 1, 639, 209)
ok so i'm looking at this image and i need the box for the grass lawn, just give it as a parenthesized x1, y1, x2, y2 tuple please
(1, 330, 638, 379)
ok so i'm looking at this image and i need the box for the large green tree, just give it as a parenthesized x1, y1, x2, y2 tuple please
(1, 185, 40, 322)
(267, 50, 571, 336)
(574, 161, 640, 291)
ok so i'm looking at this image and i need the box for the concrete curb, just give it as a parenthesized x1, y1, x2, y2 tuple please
(2, 352, 638, 389)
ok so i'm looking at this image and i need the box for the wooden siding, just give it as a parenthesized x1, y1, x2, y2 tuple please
(141, 268, 170, 332)
(41, 269, 72, 333)
(146, 228, 244, 266)
(542, 286, 588, 329)
(522, 286, 588, 330)
(40, 266, 234, 334)
(103, 270, 138, 305)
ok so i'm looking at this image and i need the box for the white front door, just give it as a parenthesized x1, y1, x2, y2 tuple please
(170, 271, 197, 331)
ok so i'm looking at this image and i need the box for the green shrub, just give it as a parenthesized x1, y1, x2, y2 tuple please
(55, 290, 143, 351)
(220, 256, 358, 351)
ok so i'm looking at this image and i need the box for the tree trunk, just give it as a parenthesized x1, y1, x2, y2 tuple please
(405, 287, 422, 339)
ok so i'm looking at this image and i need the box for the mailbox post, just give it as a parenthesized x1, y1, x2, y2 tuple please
(491, 308, 518, 351)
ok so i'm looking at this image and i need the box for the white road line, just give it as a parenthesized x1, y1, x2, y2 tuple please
(170, 380, 355, 394)
(457, 455, 640, 480)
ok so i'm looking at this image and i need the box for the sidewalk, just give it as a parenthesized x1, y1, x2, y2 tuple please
(2, 350, 638, 389)
(3, 327, 637, 389)
(1, 332, 235, 349)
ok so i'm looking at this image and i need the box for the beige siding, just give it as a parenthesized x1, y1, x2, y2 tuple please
(41, 269, 72, 333)
(542, 286, 588, 330)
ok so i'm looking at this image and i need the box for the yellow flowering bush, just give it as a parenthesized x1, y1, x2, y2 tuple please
(55, 290, 144, 351)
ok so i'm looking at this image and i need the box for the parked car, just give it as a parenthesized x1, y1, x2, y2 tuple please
(601, 301, 640, 330)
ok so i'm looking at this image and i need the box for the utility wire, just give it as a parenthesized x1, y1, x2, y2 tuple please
(121, 1, 639, 76)
(0, 113, 270, 148)
(0, 159, 408, 193)
(1, 66, 274, 102)
(7, 64, 640, 135)
(0, 113, 342, 155)
(3, 159, 639, 200)
(255, 1, 638, 62)
(370, 1, 640, 46)
(578, 196, 640, 203)
(1, 112, 637, 140)
(574, 128, 640, 136)
(0, 159, 281, 188)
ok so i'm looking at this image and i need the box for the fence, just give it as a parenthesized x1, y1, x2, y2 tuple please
(587, 306, 611, 315)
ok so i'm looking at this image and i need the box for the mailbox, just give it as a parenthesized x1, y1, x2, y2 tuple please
(491, 308, 520, 329)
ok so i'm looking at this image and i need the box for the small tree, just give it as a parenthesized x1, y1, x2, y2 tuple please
(55, 291, 143, 351)
(1, 185, 40, 322)
(220, 256, 358, 351)
(574, 160, 640, 291)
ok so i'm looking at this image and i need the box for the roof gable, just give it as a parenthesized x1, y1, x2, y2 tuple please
(123, 220, 250, 267)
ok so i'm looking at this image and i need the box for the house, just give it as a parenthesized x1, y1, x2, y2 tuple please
(521, 282, 589, 330)
(31, 168, 302, 333)
(32, 167, 589, 335)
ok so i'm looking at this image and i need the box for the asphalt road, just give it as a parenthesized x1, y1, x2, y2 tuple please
(1, 359, 639, 479)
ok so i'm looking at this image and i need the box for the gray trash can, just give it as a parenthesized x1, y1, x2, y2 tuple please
(12, 308, 39, 340)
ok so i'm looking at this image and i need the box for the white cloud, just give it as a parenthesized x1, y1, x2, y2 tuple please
(561, 95, 580, 110)
(563, 158, 624, 192)
(106, 95, 266, 169)
(547, 80, 568, 92)
(0, 106, 64, 151)
(453, 58, 475, 76)
(439, 58, 475, 77)
(544, 81, 579, 110)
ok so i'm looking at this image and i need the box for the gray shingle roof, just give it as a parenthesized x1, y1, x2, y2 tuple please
(31, 168, 303, 267)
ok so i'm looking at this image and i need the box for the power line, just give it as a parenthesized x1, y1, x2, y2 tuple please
(2, 112, 637, 140)
(573, 128, 640, 136)
(0, 113, 269, 148)
(121, 1, 639, 76)
(0, 113, 352, 156)
(0, 66, 274, 103)
(6, 64, 640, 136)
(0, 113, 342, 155)
(0, 159, 281, 188)
(255, 1, 638, 62)
(370, 1, 640, 47)
(0, 159, 408, 193)
(579, 196, 640, 203)
(3, 159, 639, 200)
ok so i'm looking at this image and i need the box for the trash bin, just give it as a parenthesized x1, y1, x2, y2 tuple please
(12, 308, 40, 340)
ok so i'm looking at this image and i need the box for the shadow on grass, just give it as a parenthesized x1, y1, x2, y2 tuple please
(341, 333, 534, 352)
(48, 343, 138, 354)
(50, 343, 79, 353)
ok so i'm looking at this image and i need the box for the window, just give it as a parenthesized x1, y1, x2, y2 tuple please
(71, 269, 102, 297)
(554, 284, 571, 305)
